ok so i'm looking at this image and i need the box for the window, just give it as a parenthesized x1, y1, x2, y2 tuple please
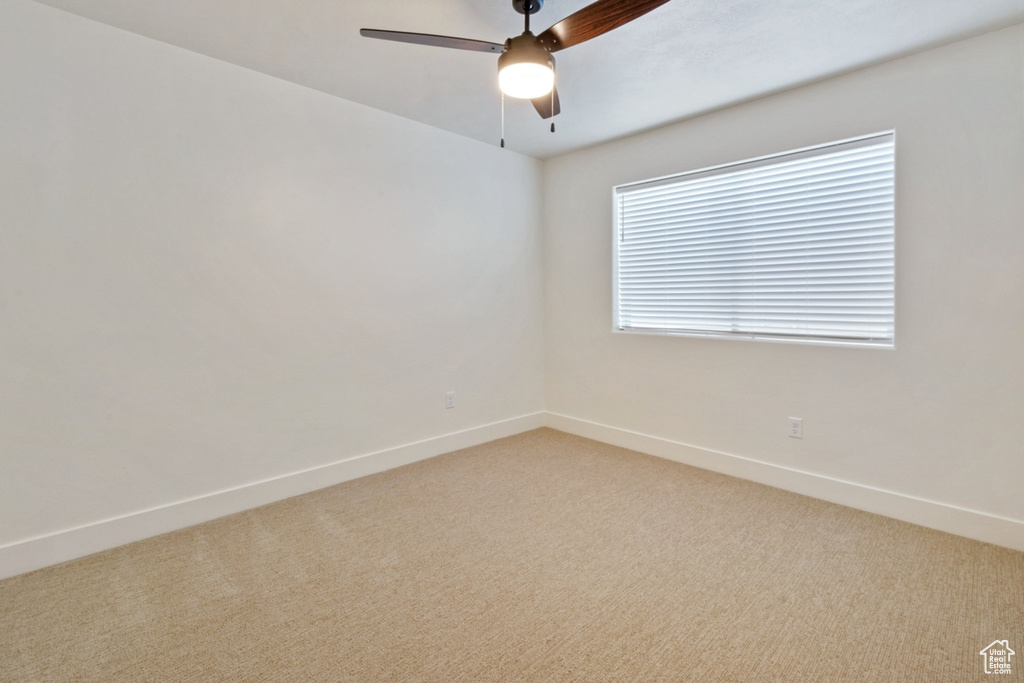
(613, 132, 895, 346)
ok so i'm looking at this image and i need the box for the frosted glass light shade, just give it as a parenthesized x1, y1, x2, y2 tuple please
(499, 62, 554, 99)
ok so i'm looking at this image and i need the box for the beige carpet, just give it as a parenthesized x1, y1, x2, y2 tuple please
(1, 428, 1021, 681)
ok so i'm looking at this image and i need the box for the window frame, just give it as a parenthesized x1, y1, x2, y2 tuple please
(611, 131, 896, 348)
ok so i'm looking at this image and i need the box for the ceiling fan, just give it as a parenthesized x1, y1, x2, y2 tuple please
(360, 0, 671, 123)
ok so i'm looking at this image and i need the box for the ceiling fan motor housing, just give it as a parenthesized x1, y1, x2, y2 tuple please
(500, 32, 554, 67)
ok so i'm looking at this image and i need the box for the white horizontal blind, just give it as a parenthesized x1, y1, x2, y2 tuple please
(614, 133, 895, 345)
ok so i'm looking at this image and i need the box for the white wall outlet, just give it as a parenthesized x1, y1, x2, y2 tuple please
(445, 391, 455, 409)
(788, 417, 803, 439)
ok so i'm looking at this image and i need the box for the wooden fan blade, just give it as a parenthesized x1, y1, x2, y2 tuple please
(531, 86, 561, 119)
(536, 0, 671, 52)
(360, 29, 504, 53)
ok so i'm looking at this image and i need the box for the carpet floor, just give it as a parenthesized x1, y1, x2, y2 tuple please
(1, 428, 1022, 681)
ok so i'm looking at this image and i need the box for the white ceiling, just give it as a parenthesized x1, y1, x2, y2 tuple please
(31, 0, 1024, 158)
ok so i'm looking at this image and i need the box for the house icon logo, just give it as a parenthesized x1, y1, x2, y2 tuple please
(980, 640, 1014, 674)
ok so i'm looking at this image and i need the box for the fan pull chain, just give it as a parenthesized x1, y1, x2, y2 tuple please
(550, 74, 555, 133)
(500, 91, 505, 148)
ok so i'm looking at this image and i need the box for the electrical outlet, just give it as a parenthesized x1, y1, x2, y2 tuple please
(788, 417, 803, 439)
(446, 391, 455, 409)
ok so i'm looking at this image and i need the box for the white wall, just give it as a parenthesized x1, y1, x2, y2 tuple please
(544, 24, 1024, 532)
(0, 0, 543, 565)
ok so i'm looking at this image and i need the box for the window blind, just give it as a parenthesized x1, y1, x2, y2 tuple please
(614, 132, 895, 345)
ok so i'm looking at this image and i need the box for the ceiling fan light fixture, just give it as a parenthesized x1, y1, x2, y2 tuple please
(497, 34, 554, 99)
(499, 62, 554, 99)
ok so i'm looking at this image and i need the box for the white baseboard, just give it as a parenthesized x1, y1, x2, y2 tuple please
(4, 409, 1019, 580)
(544, 412, 1024, 552)
(0, 412, 546, 580)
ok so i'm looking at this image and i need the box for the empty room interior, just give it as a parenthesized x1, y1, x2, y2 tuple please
(2, 0, 1023, 679)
